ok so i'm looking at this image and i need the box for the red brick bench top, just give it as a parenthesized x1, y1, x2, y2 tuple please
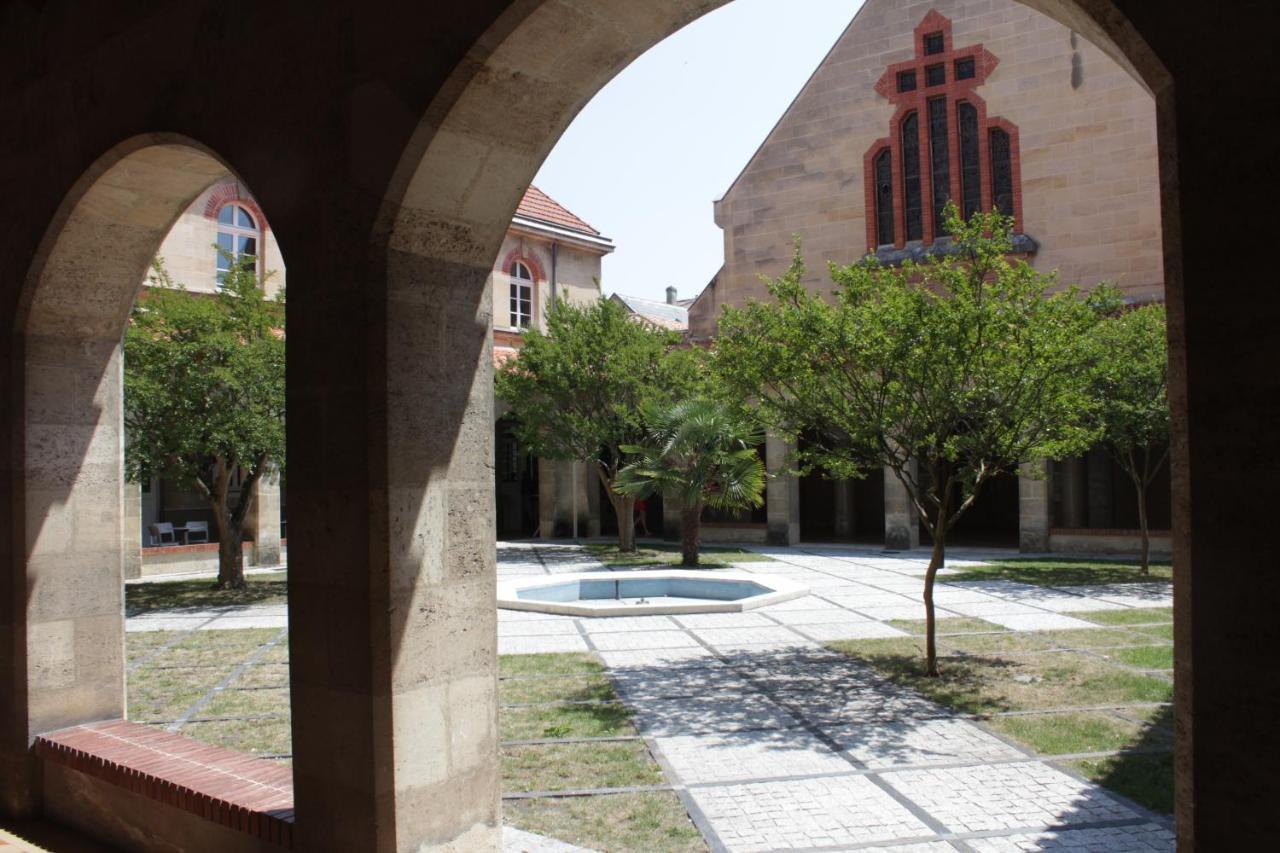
(34, 720, 293, 848)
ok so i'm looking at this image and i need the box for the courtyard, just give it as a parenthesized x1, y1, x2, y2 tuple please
(123, 542, 1175, 852)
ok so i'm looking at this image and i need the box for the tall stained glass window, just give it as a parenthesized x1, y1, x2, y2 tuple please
(927, 97, 951, 235)
(874, 149, 895, 246)
(990, 128, 1014, 217)
(901, 113, 924, 241)
(958, 102, 982, 219)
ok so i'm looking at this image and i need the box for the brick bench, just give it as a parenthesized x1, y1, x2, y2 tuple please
(34, 720, 293, 848)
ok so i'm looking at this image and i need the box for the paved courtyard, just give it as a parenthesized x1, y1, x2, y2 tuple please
(127, 542, 1175, 851)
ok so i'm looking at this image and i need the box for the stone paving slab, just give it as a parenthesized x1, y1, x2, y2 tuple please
(983, 613, 1101, 632)
(965, 823, 1176, 851)
(577, 615, 679, 633)
(826, 717, 1026, 768)
(688, 775, 935, 851)
(497, 620, 583, 637)
(587, 629, 699, 652)
(498, 635, 590, 655)
(502, 826, 596, 852)
(793, 621, 909, 642)
(882, 761, 1141, 833)
(631, 693, 802, 736)
(655, 729, 852, 783)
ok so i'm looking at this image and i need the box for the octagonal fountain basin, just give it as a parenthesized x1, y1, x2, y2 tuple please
(497, 570, 808, 617)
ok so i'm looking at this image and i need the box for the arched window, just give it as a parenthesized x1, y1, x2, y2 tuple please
(926, 97, 950, 236)
(990, 128, 1014, 218)
(958, 102, 982, 219)
(873, 149, 895, 246)
(901, 112, 923, 242)
(216, 203, 258, 286)
(509, 261, 533, 328)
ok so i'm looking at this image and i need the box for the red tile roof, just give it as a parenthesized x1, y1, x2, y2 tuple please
(516, 185, 600, 236)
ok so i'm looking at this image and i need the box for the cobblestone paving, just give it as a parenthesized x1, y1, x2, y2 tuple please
(494, 542, 1175, 852)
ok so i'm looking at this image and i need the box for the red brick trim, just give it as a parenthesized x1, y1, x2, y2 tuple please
(34, 720, 293, 848)
(865, 11, 1022, 253)
(202, 181, 269, 233)
(144, 541, 253, 555)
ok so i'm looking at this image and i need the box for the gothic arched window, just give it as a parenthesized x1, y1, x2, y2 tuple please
(990, 128, 1014, 218)
(958, 102, 982, 219)
(901, 112, 924, 242)
(874, 149, 895, 246)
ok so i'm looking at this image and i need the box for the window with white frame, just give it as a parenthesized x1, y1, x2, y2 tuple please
(216, 203, 259, 286)
(509, 261, 533, 328)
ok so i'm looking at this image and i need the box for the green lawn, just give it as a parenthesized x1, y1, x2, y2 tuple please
(585, 542, 771, 568)
(829, 617, 1174, 814)
(945, 558, 1171, 586)
(127, 635, 703, 851)
(126, 571, 288, 615)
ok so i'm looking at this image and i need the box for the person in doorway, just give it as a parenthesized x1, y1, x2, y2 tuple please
(634, 498, 651, 537)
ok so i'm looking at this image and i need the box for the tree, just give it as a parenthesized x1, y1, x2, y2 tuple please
(124, 255, 285, 589)
(716, 205, 1103, 676)
(495, 297, 700, 552)
(613, 398, 766, 566)
(1090, 301, 1169, 575)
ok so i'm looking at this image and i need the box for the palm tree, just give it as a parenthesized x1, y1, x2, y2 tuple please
(614, 399, 766, 566)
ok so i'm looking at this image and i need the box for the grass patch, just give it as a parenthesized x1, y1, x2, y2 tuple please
(1128, 624, 1174, 642)
(584, 543, 771, 569)
(987, 711, 1157, 756)
(502, 741, 664, 792)
(946, 558, 1171, 586)
(126, 571, 288, 615)
(180, 716, 291, 756)
(500, 702, 637, 741)
(1035, 628, 1154, 649)
(1065, 752, 1174, 814)
(940, 632, 1052, 655)
(500, 673, 615, 705)
(500, 653, 604, 677)
(126, 631, 179, 665)
(202, 687, 290, 717)
(888, 617, 1005, 635)
(505, 792, 705, 852)
(1072, 607, 1172, 626)
(1107, 645, 1174, 671)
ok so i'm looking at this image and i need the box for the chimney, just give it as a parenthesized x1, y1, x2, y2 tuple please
(666, 286, 677, 305)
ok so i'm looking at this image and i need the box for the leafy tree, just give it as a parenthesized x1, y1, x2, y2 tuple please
(1089, 301, 1169, 575)
(715, 205, 1103, 676)
(496, 297, 701, 551)
(124, 255, 285, 589)
(613, 398, 766, 566)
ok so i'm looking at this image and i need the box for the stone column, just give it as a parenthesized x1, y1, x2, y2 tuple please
(537, 457, 556, 539)
(883, 463, 920, 550)
(1018, 460, 1051, 552)
(585, 463, 602, 539)
(833, 480, 855, 540)
(248, 467, 282, 567)
(288, 238, 500, 850)
(123, 481, 143, 580)
(765, 434, 800, 545)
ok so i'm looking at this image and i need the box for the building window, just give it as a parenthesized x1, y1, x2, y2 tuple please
(927, 97, 951, 235)
(509, 261, 533, 328)
(990, 128, 1015, 217)
(864, 12, 1023, 251)
(873, 148, 895, 246)
(958, 102, 982, 219)
(216, 203, 258, 286)
(901, 112, 924, 241)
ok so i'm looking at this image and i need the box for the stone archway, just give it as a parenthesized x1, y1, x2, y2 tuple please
(5, 138, 234, 810)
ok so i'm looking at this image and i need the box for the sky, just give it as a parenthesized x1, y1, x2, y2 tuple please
(532, 0, 865, 304)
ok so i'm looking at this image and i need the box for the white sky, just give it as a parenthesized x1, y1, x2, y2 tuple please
(532, 0, 865, 304)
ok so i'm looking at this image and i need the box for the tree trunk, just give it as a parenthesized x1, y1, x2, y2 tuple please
(1135, 478, 1150, 576)
(595, 464, 637, 552)
(215, 518, 246, 589)
(923, 518, 947, 678)
(680, 504, 702, 567)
